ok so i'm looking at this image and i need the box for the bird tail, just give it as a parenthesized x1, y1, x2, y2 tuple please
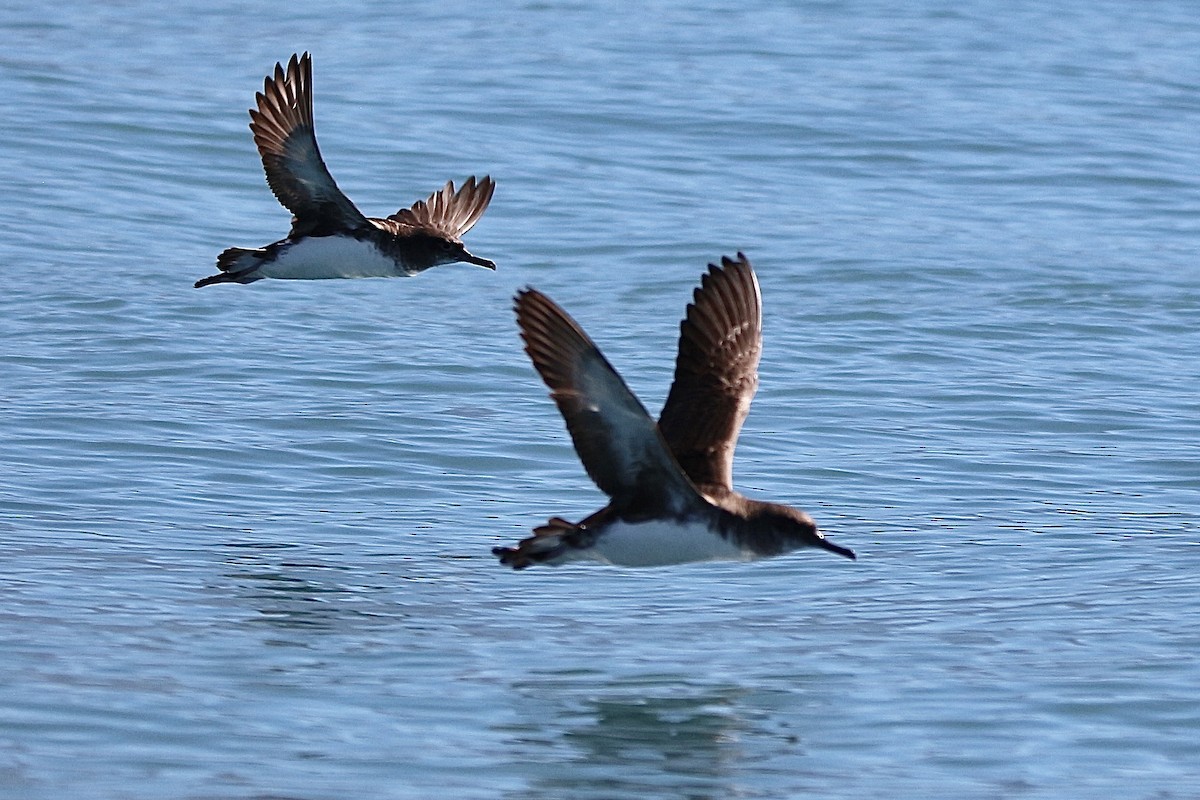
(193, 247, 267, 288)
(493, 517, 592, 569)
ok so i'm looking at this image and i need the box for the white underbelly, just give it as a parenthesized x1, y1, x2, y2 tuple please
(591, 519, 749, 567)
(260, 237, 404, 280)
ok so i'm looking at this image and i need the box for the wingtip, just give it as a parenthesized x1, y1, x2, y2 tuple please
(712, 250, 753, 274)
(513, 286, 548, 316)
(698, 251, 761, 321)
(285, 51, 311, 74)
(513, 287, 553, 350)
(513, 288, 572, 348)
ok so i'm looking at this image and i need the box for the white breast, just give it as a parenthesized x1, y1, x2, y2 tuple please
(591, 519, 750, 567)
(259, 237, 406, 280)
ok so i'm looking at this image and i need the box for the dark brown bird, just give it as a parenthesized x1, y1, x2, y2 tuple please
(196, 52, 495, 288)
(495, 253, 856, 568)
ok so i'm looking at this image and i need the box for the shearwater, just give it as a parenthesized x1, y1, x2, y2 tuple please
(494, 253, 856, 568)
(195, 53, 495, 288)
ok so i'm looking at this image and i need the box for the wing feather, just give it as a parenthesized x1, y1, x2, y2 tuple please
(248, 53, 367, 235)
(657, 253, 763, 492)
(515, 288, 699, 514)
(387, 176, 496, 238)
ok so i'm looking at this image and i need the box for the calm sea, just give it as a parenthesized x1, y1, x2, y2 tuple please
(2, 1, 1198, 797)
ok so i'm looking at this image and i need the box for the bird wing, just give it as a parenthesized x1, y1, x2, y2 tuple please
(657, 253, 763, 493)
(386, 176, 495, 239)
(248, 52, 368, 236)
(515, 288, 701, 515)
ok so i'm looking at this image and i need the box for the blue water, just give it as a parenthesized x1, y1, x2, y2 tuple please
(2, 1, 1199, 797)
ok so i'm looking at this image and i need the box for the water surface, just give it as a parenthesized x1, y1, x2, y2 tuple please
(2, 1, 1198, 797)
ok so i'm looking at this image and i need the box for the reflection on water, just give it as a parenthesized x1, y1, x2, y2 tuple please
(501, 674, 801, 800)
(222, 543, 391, 632)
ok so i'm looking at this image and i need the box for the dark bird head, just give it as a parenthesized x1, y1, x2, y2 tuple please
(751, 502, 857, 561)
(385, 175, 497, 272)
(406, 231, 496, 271)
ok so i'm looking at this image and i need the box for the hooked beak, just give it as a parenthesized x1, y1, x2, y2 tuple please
(461, 249, 496, 270)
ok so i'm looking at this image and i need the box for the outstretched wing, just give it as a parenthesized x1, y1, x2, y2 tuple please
(248, 52, 368, 236)
(657, 253, 762, 492)
(387, 176, 495, 239)
(515, 288, 699, 515)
